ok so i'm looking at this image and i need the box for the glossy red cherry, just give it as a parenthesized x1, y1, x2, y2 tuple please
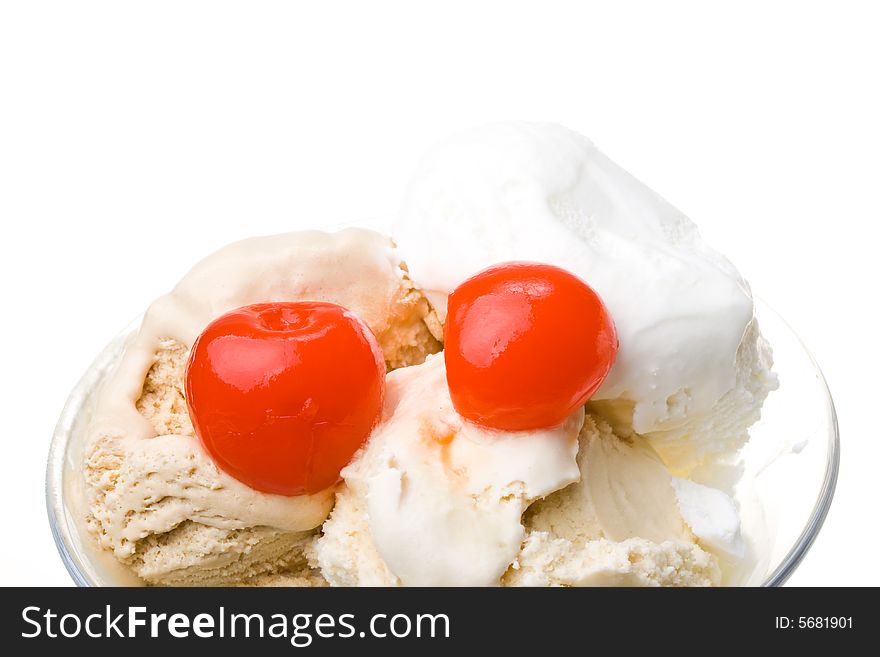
(444, 262, 618, 431)
(185, 302, 385, 495)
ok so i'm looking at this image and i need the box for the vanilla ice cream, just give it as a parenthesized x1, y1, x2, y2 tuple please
(514, 416, 740, 586)
(73, 124, 777, 588)
(393, 122, 776, 473)
(84, 228, 441, 585)
(314, 362, 730, 586)
(314, 354, 583, 586)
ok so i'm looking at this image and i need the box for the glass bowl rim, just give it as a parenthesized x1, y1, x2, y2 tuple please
(754, 303, 839, 586)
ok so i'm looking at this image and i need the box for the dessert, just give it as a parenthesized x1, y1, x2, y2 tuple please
(84, 229, 441, 585)
(393, 122, 775, 474)
(76, 122, 777, 587)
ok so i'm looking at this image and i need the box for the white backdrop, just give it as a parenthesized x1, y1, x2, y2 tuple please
(1, 0, 876, 586)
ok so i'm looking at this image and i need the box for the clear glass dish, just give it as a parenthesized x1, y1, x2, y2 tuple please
(46, 299, 838, 587)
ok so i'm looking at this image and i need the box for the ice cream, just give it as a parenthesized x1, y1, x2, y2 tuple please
(72, 123, 776, 588)
(393, 122, 776, 473)
(508, 416, 726, 586)
(84, 228, 441, 585)
(314, 354, 583, 586)
(314, 363, 728, 586)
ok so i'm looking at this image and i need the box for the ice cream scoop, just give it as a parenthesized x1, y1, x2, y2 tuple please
(315, 354, 584, 586)
(84, 228, 441, 585)
(314, 363, 726, 587)
(393, 122, 775, 471)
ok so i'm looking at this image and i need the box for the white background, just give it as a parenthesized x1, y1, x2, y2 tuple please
(1, 1, 877, 586)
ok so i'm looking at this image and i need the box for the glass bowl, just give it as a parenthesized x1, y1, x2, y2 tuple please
(46, 300, 838, 587)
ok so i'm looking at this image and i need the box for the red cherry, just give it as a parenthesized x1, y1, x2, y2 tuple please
(185, 302, 385, 496)
(444, 262, 618, 431)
